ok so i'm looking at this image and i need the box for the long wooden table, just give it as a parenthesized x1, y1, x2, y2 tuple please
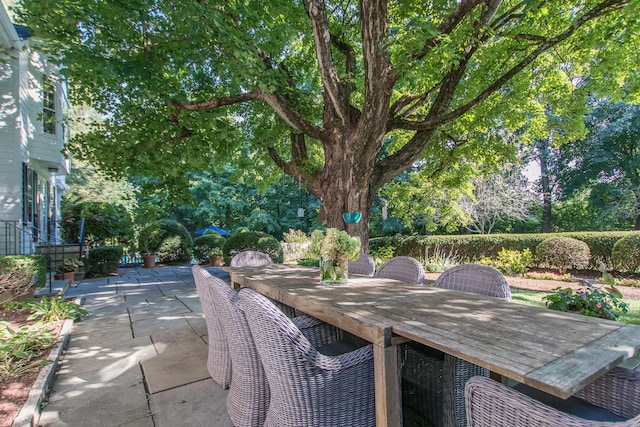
(227, 264, 640, 427)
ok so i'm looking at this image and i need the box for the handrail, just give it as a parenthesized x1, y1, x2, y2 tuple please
(0, 218, 81, 293)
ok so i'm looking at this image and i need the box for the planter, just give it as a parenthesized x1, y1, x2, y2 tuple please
(210, 255, 224, 267)
(320, 258, 349, 285)
(54, 271, 75, 286)
(143, 255, 156, 268)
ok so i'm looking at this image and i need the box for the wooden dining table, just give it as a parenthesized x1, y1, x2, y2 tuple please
(226, 264, 640, 427)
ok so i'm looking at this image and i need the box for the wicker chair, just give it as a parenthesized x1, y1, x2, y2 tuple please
(230, 250, 273, 267)
(466, 369, 640, 426)
(202, 265, 340, 426)
(348, 252, 376, 276)
(374, 256, 425, 284)
(191, 265, 231, 389)
(238, 287, 376, 427)
(229, 250, 297, 317)
(402, 264, 511, 427)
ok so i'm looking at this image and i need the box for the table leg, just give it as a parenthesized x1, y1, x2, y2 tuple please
(374, 343, 402, 427)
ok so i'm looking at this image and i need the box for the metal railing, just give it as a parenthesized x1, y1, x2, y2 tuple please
(1, 218, 83, 293)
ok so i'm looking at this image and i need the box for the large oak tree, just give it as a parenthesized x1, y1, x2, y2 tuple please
(18, 0, 638, 248)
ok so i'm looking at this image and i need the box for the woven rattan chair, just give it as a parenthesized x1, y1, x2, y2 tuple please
(230, 250, 273, 267)
(348, 252, 376, 276)
(402, 264, 511, 427)
(191, 265, 231, 389)
(238, 287, 376, 427)
(229, 250, 297, 317)
(374, 256, 425, 284)
(466, 369, 640, 426)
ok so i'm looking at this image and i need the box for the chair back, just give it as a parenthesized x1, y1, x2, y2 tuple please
(238, 287, 376, 426)
(348, 252, 376, 276)
(434, 264, 511, 301)
(374, 256, 425, 284)
(191, 265, 231, 388)
(230, 250, 273, 267)
(206, 270, 270, 427)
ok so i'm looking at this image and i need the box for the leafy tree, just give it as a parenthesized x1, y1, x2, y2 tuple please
(559, 100, 640, 229)
(18, 0, 639, 249)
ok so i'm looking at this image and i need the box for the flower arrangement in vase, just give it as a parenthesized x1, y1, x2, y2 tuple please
(308, 228, 361, 285)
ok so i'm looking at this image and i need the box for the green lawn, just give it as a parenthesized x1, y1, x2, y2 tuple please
(511, 289, 640, 325)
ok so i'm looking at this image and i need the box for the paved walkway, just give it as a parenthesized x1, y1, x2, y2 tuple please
(37, 265, 234, 427)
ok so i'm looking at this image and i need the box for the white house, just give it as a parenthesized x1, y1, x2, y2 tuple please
(0, 0, 70, 255)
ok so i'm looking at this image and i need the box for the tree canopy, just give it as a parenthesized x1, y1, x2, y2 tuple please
(17, 0, 639, 248)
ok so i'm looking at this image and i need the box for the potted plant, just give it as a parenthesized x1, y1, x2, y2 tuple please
(209, 248, 224, 266)
(55, 258, 84, 286)
(308, 228, 361, 285)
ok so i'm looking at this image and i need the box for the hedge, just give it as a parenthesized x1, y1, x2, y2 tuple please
(88, 246, 123, 278)
(370, 231, 640, 271)
(222, 231, 283, 264)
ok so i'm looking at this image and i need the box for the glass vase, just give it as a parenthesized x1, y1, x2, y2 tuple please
(320, 258, 349, 285)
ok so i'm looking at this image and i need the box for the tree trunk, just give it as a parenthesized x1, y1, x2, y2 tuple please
(538, 138, 553, 233)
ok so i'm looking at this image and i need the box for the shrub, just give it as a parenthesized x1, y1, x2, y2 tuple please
(145, 219, 193, 263)
(0, 321, 55, 378)
(282, 229, 309, 244)
(420, 246, 458, 273)
(193, 234, 227, 264)
(491, 249, 532, 276)
(0, 255, 46, 301)
(222, 231, 283, 264)
(88, 246, 123, 277)
(611, 234, 640, 273)
(535, 237, 590, 273)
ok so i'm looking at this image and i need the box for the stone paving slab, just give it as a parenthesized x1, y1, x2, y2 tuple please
(128, 298, 192, 322)
(38, 365, 152, 427)
(149, 378, 233, 427)
(132, 315, 195, 338)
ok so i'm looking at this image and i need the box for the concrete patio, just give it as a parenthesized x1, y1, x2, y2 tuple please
(36, 264, 233, 427)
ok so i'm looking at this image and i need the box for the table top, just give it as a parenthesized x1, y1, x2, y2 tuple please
(227, 264, 640, 399)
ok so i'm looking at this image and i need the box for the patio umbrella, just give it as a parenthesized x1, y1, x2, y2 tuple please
(195, 224, 231, 236)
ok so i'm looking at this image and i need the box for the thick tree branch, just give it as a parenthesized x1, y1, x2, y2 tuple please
(304, 0, 348, 125)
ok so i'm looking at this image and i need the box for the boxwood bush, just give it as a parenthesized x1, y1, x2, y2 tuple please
(0, 255, 46, 301)
(535, 237, 590, 273)
(222, 231, 283, 264)
(88, 246, 123, 277)
(611, 233, 640, 273)
(193, 233, 227, 264)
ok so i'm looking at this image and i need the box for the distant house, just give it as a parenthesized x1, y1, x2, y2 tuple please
(0, 1, 70, 255)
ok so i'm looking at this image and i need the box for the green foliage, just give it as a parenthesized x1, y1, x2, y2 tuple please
(282, 229, 309, 244)
(0, 255, 46, 290)
(0, 322, 55, 379)
(611, 233, 640, 273)
(61, 258, 83, 273)
(420, 246, 458, 273)
(480, 249, 532, 276)
(193, 234, 227, 264)
(536, 237, 591, 273)
(371, 231, 633, 271)
(307, 229, 361, 261)
(543, 276, 629, 321)
(143, 219, 193, 263)
(88, 246, 123, 277)
(222, 231, 283, 264)
(11, 296, 88, 323)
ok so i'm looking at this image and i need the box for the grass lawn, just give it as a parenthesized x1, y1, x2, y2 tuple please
(511, 289, 640, 325)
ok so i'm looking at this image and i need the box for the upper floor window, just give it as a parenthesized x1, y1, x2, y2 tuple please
(43, 79, 56, 134)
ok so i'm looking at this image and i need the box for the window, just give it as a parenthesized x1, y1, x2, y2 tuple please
(43, 79, 56, 134)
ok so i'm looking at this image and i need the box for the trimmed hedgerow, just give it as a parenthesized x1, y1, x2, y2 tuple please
(535, 237, 590, 273)
(612, 233, 640, 273)
(88, 246, 123, 277)
(222, 231, 283, 264)
(193, 233, 227, 264)
(370, 231, 636, 271)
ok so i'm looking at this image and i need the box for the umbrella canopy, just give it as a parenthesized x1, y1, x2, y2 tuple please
(195, 225, 231, 236)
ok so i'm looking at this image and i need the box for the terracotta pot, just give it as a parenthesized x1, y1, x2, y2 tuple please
(55, 271, 75, 286)
(143, 255, 156, 268)
(210, 255, 224, 267)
